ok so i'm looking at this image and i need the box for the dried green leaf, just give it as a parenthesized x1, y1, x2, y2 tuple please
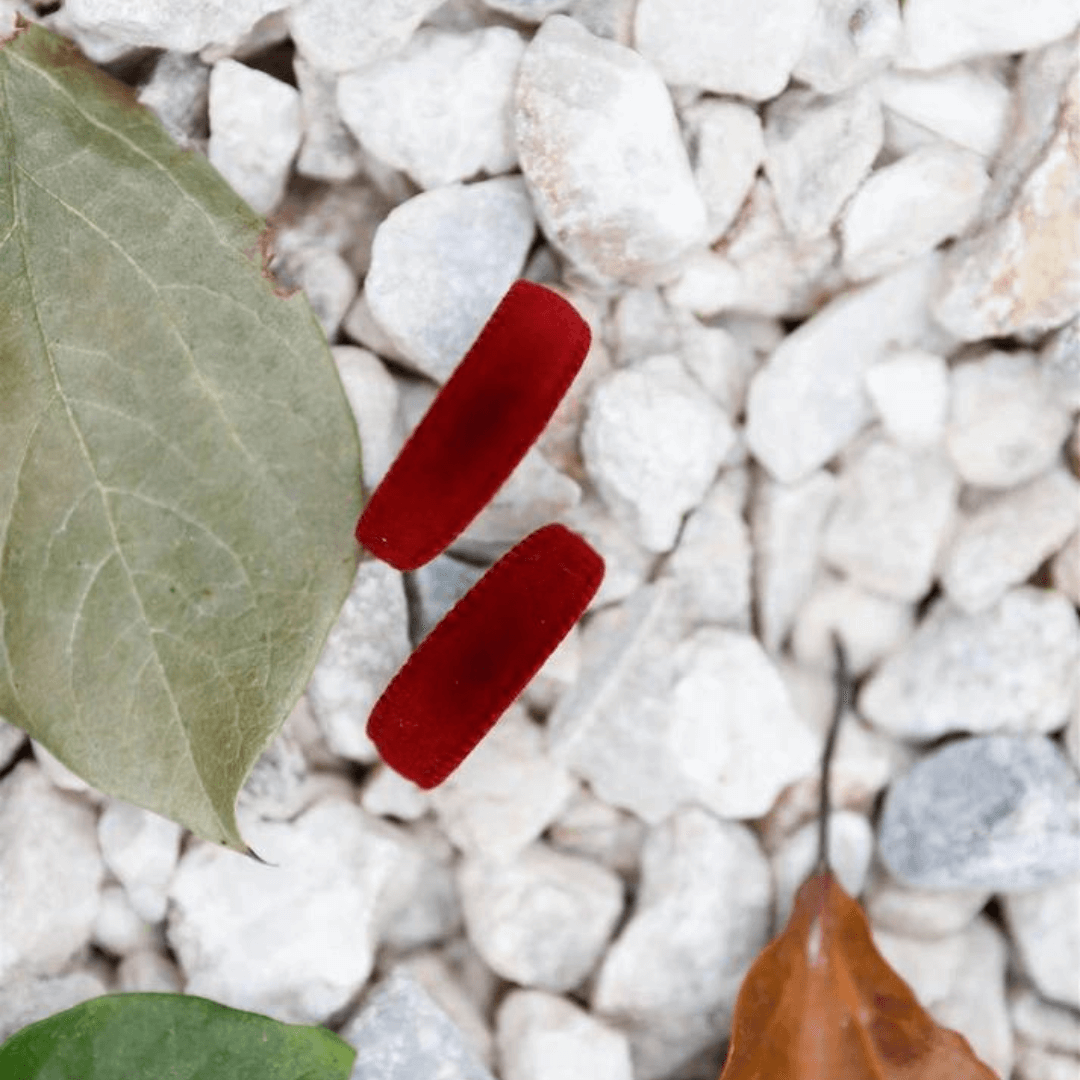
(0, 22, 361, 849)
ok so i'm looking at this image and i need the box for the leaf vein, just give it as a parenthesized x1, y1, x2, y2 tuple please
(102, 487, 255, 594)
(14, 162, 268, 475)
(6, 47, 238, 253)
(65, 393, 205, 476)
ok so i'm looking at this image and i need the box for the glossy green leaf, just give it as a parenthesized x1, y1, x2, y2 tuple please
(0, 23, 361, 849)
(0, 992, 357, 1079)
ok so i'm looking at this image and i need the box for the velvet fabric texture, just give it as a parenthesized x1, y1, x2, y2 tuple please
(355, 280, 591, 570)
(366, 523, 604, 788)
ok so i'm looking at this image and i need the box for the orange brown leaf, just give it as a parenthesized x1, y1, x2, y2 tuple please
(718, 871, 1000, 1080)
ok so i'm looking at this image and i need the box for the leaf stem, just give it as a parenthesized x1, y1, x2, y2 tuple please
(817, 633, 851, 875)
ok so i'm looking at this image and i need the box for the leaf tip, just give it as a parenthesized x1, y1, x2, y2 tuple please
(243, 844, 277, 867)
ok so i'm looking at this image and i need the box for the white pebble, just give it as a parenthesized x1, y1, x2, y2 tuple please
(66, 0, 283, 51)
(331, 346, 403, 493)
(662, 478, 752, 631)
(137, 51, 210, 146)
(198, 9, 290, 63)
(360, 764, 430, 822)
(340, 967, 495, 1078)
(293, 58, 363, 182)
(933, 67, 1080, 341)
(338, 28, 524, 190)
(514, 15, 707, 284)
(497, 990, 633, 1080)
(31, 740, 94, 796)
(878, 66, 1011, 159)
(0, 764, 104, 983)
(841, 145, 989, 281)
(860, 588, 1080, 740)
(276, 246, 356, 339)
(0, 971, 109, 1043)
(941, 468, 1080, 613)
(288, 0, 442, 74)
(168, 800, 418, 1023)
(581, 356, 734, 553)
(558, 495, 655, 610)
(1041, 317, 1080, 411)
(930, 919, 1014, 1078)
(1052, 531, 1080, 607)
(307, 559, 410, 763)
(458, 844, 623, 992)
(679, 323, 757, 417)
(793, 0, 902, 93)
(1005, 878, 1080, 1011)
(430, 709, 576, 864)
(746, 255, 940, 483)
(822, 437, 958, 602)
(682, 99, 764, 242)
(946, 352, 1073, 489)
(864, 349, 949, 448)
(863, 862, 989, 939)
(899, 0, 1080, 69)
(705, 177, 842, 318)
(365, 178, 535, 382)
(482, 0, 570, 20)
(872, 924, 967, 1006)
(93, 883, 158, 957)
(1009, 985, 1080, 1059)
(752, 469, 838, 652)
(790, 573, 915, 677)
(611, 288, 682, 365)
(660, 251, 739, 319)
(98, 799, 182, 923)
(341, 290, 410, 365)
(409, 552, 486, 642)
(547, 787, 646, 877)
(547, 583, 695, 824)
(764, 84, 883, 240)
(208, 60, 300, 215)
(666, 628, 820, 820)
(522, 625, 582, 714)
(634, 0, 819, 100)
(393, 952, 496, 1069)
(117, 949, 183, 993)
(592, 811, 771, 1078)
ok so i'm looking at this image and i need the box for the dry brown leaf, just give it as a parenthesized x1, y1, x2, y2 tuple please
(718, 870, 1000, 1079)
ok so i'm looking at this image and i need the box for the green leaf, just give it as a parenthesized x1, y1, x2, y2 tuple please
(0, 992, 357, 1079)
(0, 23, 361, 849)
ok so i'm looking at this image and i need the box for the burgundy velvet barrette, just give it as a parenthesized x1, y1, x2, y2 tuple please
(368, 523, 603, 788)
(356, 280, 591, 570)
(355, 280, 603, 788)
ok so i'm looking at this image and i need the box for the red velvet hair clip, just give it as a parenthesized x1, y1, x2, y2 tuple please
(355, 281, 603, 788)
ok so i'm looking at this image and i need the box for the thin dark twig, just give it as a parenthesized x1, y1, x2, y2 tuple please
(817, 633, 851, 875)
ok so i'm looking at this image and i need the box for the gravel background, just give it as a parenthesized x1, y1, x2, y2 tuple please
(1, 1, 1079, 1078)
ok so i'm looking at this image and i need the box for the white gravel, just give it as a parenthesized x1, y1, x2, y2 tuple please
(2, 3, 1079, 1079)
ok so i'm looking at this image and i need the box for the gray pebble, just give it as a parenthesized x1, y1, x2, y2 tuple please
(879, 735, 1080, 891)
(343, 968, 495, 1080)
